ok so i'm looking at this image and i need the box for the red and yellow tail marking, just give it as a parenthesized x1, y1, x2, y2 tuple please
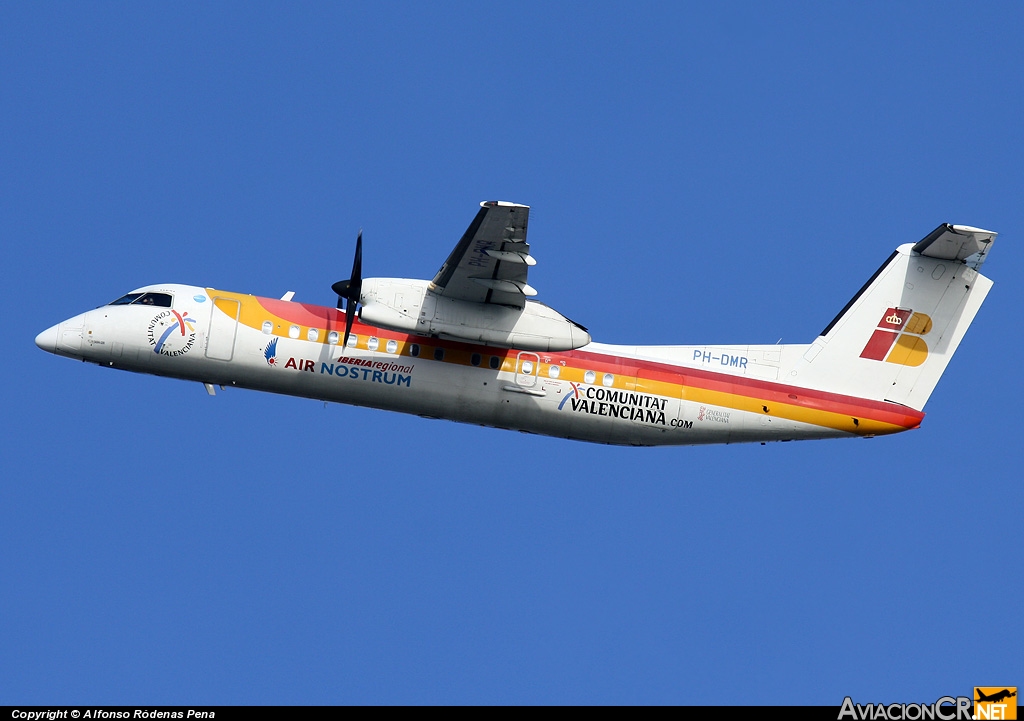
(860, 308, 932, 367)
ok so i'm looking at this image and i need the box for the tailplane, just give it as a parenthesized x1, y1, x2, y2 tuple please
(792, 224, 997, 411)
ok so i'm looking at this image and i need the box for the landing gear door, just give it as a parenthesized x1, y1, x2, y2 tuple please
(206, 298, 239, 361)
(515, 351, 539, 388)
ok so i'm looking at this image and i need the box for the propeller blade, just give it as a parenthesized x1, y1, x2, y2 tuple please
(351, 231, 362, 288)
(332, 230, 364, 347)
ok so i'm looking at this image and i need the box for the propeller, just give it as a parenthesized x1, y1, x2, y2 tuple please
(331, 230, 363, 349)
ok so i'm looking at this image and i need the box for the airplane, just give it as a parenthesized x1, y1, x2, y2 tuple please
(34, 201, 998, 447)
(976, 689, 1017, 704)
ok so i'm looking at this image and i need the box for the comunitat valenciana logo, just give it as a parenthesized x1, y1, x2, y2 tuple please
(837, 687, 1016, 721)
(147, 310, 197, 357)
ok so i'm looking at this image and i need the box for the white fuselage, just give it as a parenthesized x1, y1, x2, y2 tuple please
(34, 283, 925, 447)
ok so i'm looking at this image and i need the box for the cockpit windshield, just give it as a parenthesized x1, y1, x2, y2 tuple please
(108, 292, 173, 307)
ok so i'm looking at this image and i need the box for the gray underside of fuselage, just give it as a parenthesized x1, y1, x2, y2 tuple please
(82, 331, 848, 448)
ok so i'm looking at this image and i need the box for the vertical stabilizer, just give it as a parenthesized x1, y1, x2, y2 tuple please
(791, 224, 997, 411)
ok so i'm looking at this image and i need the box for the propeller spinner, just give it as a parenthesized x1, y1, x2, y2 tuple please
(331, 230, 363, 348)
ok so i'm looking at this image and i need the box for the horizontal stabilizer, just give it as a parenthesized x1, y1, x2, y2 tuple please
(913, 223, 997, 269)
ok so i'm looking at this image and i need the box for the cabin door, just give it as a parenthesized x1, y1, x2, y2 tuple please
(515, 351, 540, 388)
(206, 298, 239, 361)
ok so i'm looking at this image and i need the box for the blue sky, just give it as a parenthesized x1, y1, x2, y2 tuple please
(2, 2, 1021, 704)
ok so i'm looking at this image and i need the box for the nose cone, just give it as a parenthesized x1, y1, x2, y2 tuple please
(35, 324, 59, 354)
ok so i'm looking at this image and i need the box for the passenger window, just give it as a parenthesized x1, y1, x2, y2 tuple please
(386, 339, 397, 354)
(328, 331, 339, 345)
(548, 365, 560, 379)
(584, 370, 596, 384)
(307, 328, 319, 342)
(347, 334, 358, 347)
(289, 325, 300, 339)
(410, 343, 420, 357)
(603, 373, 614, 387)
(471, 353, 481, 367)
(521, 360, 534, 375)
(433, 347, 444, 361)
(489, 356, 500, 370)
(262, 321, 273, 335)
(367, 337, 379, 351)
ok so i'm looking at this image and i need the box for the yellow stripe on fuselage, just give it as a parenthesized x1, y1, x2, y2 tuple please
(208, 290, 908, 437)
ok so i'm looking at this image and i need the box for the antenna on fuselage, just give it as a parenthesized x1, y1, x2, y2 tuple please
(331, 230, 363, 349)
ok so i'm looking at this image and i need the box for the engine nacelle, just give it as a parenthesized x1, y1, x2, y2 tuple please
(358, 302, 419, 333)
(427, 294, 590, 351)
(358, 278, 590, 351)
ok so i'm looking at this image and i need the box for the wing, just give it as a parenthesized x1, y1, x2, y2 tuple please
(430, 201, 536, 308)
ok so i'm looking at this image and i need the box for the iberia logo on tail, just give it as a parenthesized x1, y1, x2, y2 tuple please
(860, 308, 932, 367)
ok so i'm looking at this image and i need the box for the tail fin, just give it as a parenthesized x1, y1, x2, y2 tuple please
(792, 224, 997, 411)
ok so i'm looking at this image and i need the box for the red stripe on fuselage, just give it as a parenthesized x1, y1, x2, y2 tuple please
(249, 295, 924, 430)
(257, 297, 347, 327)
(566, 346, 924, 429)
